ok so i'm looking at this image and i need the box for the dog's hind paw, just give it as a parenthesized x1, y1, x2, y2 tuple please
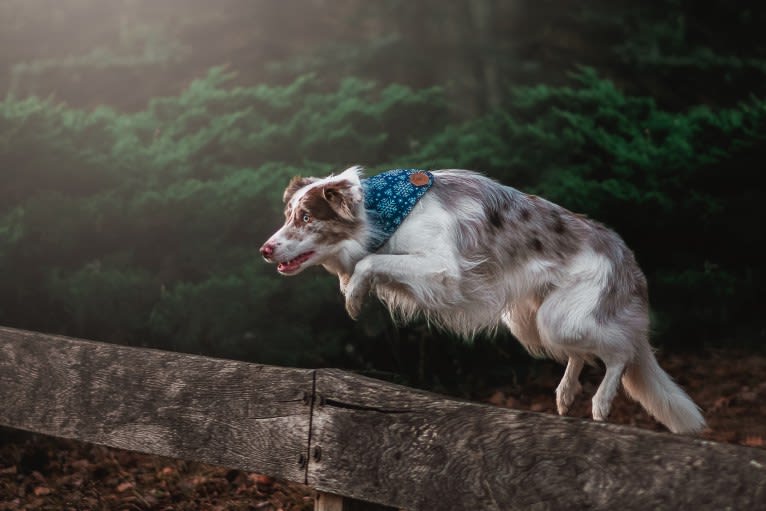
(591, 396, 612, 422)
(556, 381, 582, 416)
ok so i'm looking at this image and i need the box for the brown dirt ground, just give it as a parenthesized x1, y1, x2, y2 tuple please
(1, 349, 764, 510)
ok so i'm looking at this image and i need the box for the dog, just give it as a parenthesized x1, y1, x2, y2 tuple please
(261, 166, 706, 433)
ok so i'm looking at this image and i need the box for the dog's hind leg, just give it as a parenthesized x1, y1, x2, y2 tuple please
(505, 302, 585, 415)
(591, 354, 628, 422)
(556, 356, 584, 415)
(535, 251, 636, 423)
(538, 292, 632, 422)
(502, 301, 545, 357)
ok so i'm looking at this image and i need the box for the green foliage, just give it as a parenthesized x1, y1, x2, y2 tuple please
(1, 1, 765, 392)
(47, 264, 159, 344)
(603, 1, 766, 105)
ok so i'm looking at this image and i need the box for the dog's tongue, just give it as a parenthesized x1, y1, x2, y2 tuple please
(278, 260, 299, 273)
(277, 251, 314, 273)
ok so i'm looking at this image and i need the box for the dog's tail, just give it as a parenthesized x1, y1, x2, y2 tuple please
(621, 343, 706, 434)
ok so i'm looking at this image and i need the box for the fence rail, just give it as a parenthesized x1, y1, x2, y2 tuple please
(1, 326, 765, 510)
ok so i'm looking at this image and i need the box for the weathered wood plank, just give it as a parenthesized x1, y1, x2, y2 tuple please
(4, 327, 766, 510)
(0, 327, 313, 483)
(308, 368, 766, 511)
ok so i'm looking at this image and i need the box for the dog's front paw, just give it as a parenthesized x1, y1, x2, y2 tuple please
(345, 293, 364, 320)
(344, 282, 368, 319)
(344, 273, 370, 320)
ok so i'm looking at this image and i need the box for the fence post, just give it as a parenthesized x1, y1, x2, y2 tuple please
(315, 492, 398, 511)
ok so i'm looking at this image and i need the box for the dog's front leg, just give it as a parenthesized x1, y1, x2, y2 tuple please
(344, 254, 458, 319)
(344, 256, 375, 319)
(338, 273, 351, 295)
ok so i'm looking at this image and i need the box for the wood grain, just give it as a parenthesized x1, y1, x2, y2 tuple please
(308, 368, 766, 511)
(0, 327, 313, 483)
(315, 493, 345, 511)
(3, 326, 766, 510)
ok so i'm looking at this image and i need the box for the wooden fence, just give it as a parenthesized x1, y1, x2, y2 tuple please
(1, 326, 765, 510)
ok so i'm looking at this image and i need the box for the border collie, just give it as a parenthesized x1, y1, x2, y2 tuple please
(261, 166, 705, 434)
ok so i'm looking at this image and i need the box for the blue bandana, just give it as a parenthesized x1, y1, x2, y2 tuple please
(361, 168, 434, 251)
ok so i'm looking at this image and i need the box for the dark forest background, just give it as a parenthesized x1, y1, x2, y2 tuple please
(1, 0, 764, 394)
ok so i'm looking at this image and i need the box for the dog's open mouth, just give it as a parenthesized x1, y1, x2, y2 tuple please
(277, 251, 315, 274)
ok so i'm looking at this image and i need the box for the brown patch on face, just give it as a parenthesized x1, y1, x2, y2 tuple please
(321, 180, 358, 222)
(294, 181, 362, 244)
(283, 176, 317, 204)
(302, 187, 339, 221)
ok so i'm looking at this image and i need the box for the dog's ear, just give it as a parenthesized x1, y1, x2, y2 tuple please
(283, 176, 317, 204)
(321, 180, 361, 222)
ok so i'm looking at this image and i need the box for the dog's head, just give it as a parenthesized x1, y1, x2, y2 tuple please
(260, 166, 364, 275)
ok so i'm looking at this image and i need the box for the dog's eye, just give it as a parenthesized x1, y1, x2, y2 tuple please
(302, 212, 311, 223)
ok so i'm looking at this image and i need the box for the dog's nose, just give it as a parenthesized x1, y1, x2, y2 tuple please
(260, 243, 275, 261)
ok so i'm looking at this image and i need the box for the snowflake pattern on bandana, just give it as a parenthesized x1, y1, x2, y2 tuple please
(361, 168, 434, 251)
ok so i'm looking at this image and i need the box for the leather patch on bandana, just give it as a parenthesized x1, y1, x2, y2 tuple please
(409, 172, 430, 186)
